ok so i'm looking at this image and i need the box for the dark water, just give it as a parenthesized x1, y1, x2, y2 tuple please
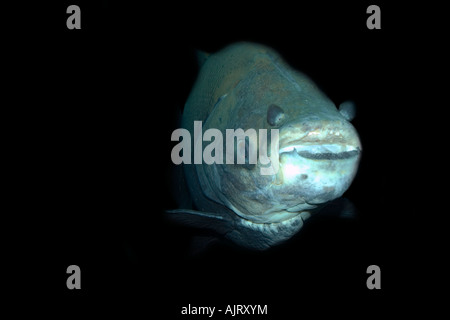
(14, 1, 427, 317)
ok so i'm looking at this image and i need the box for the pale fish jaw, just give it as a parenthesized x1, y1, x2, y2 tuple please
(239, 212, 306, 235)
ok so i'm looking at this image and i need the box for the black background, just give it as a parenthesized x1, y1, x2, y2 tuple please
(10, 0, 431, 317)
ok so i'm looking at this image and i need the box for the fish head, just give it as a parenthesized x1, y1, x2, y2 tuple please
(204, 107, 360, 226)
(195, 45, 361, 246)
(200, 63, 361, 229)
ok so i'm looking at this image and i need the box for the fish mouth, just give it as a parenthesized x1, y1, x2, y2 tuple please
(277, 118, 362, 161)
(278, 144, 360, 160)
(275, 126, 361, 206)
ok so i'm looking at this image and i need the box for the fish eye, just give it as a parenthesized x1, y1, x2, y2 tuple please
(267, 104, 285, 126)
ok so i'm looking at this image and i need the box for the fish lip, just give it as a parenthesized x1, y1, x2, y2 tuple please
(277, 119, 362, 159)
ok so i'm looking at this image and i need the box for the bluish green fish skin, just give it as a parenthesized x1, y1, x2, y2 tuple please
(169, 42, 361, 250)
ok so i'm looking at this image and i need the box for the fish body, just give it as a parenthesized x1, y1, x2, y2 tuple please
(169, 42, 361, 250)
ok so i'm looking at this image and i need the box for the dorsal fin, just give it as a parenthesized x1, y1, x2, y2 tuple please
(196, 50, 210, 67)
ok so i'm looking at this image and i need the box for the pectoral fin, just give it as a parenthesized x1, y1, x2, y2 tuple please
(166, 209, 233, 235)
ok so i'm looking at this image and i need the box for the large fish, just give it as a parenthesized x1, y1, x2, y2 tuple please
(168, 42, 361, 250)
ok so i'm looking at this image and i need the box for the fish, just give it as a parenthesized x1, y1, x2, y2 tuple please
(168, 42, 361, 250)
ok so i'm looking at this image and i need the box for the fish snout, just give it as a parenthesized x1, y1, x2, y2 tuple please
(276, 119, 361, 205)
